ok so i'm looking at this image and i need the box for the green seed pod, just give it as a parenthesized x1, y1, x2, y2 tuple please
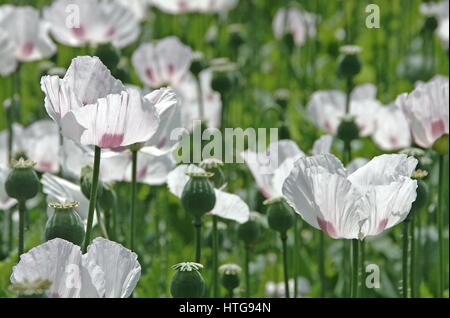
(237, 217, 261, 246)
(200, 158, 225, 188)
(337, 118, 359, 143)
(181, 173, 216, 219)
(412, 179, 429, 212)
(279, 123, 291, 140)
(10, 278, 51, 298)
(99, 183, 116, 212)
(432, 134, 449, 155)
(423, 16, 438, 33)
(265, 198, 294, 234)
(190, 60, 208, 78)
(337, 45, 362, 78)
(211, 72, 232, 95)
(5, 158, 40, 202)
(80, 165, 103, 200)
(13, 151, 28, 161)
(170, 262, 205, 298)
(94, 43, 121, 72)
(219, 264, 241, 292)
(44, 201, 85, 246)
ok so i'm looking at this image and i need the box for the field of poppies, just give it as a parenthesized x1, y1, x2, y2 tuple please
(0, 0, 449, 299)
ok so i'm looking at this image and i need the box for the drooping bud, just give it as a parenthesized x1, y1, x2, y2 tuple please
(44, 201, 85, 246)
(411, 171, 429, 212)
(170, 262, 206, 298)
(200, 158, 225, 188)
(337, 117, 359, 143)
(5, 158, 40, 202)
(181, 172, 216, 219)
(219, 263, 242, 293)
(80, 164, 103, 200)
(337, 45, 362, 78)
(265, 197, 295, 235)
(237, 212, 262, 246)
(9, 278, 51, 298)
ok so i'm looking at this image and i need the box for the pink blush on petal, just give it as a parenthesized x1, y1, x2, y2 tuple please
(106, 28, 116, 38)
(431, 120, 446, 140)
(99, 134, 124, 148)
(389, 136, 398, 148)
(20, 42, 34, 59)
(178, 0, 188, 10)
(38, 161, 53, 172)
(137, 166, 148, 180)
(72, 26, 85, 39)
(375, 218, 389, 235)
(146, 68, 155, 83)
(317, 217, 339, 238)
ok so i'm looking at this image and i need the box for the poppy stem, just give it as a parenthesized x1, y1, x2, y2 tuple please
(281, 233, 290, 298)
(212, 215, 219, 297)
(195, 75, 205, 119)
(409, 212, 416, 298)
(402, 219, 409, 298)
(8, 208, 13, 255)
(95, 202, 109, 240)
(194, 217, 202, 263)
(244, 244, 250, 297)
(130, 150, 138, 251)
(319, 230, 325, 297)
(351, 239, 359, 298)
(17, 200, 26, 262)
(293, 218, 299, 298)
(83, 146, 101, 253)
(437, 155, 445, 297)
(359, 239, 366, 297)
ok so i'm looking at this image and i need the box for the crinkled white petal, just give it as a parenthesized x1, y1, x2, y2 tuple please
(166, 164, 205, 197)
(312, 135, 333, 155)
(211, 190, 250, 223)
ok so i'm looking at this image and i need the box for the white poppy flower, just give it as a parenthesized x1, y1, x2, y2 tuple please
(151, 0, 203, 14)
(420, 0, 449, 46)
(12, 120, 60, 173)
(11, 238, 141, 298)
(241, 140, 305, 199)
(116, 0, 150, 21)
(198, 0, 239, 13)
(0, 28, 16, 76)
(0, 5, 56, 68)
(0, 129, 9, 165)
(282, 154, 418, 239)
(396, 76, 449, 149)
(346, 157, 369, 174)
(43, 0, 140, 48)
(272, 7, 317, 47)
(372, 103, 411, 151)
(307, 84, 383, 136)
(167, 164, 250, 223)
(132, 36, 193, 88)
(176, 69, 222, 130)
(0, 164, 17, 210)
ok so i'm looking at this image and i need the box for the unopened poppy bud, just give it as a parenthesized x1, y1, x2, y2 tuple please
(432, 134, 449, 155)
(237, 213, 261, 246)
(9, 278, 51, 298)
(200, 158, 225, 188)
(99, 183, 116, 212)
(80, 165, 103, 200)
(211, 72, 232, 95)
(94, 43, 121, 72)
(423, 16, 438, 33)
(181, 172, 216, 219)
(170, 262, 205, 298)
(265, 197, 294, 235)
(337, 45, 362, 78)
(337, 118, 359, 143)
(44, 201, 85, 246)
(190, 60, 208, 78)
(219, 264, 241, 292)
(5, 158, 40, 202)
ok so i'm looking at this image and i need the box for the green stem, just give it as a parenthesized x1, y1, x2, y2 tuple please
(212, 215, 219, 297)
(245, 244, 250, 297)
(82, 146, 101, 253)
(293, 218, 299, 298)
(95, 202, 109, 240)
(319, 231, 325, 297)
(402, 220, 409, 298)
(351, 239, 359, 298)
(227, 289, 234, 298)
(18, 201, 26, 262)
(409, 213, 416, 298)
(281, 233, 290, 298)
(359, 239, 366, 298)
(130, 150, 138, 251)
(342, 240, 349, 297)
(195, 75, 205, 119)
(194, 217, 202, 263)
(8, 208, 13, 255)
(437, 155, 445, 297)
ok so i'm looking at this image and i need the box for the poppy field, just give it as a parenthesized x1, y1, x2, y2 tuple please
(0, 0, 449, 299)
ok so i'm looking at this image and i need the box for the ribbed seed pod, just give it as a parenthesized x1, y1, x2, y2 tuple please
(181, 173, 216, 219)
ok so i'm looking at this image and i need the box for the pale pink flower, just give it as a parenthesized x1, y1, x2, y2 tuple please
(272, 7, 317, 47)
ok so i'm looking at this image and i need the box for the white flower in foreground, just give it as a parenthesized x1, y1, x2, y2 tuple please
(282, 154, 418, 239)
(11, 238, 141, 298)
(272, 7, 317, 47)
(176, 69, 222, 130)
(12, 120, 60, 173)
(43, 0, 140, 48)
(1, 164, 16, 210)
(132, 36, 193, 88)
(346, 157, 369, 174)
(396, 76, 449, 149)
(0, 5, 56, 73)
(307, 84, 382, 136)
(372, 103, 411, 151)
(167, 164, 250, 223)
